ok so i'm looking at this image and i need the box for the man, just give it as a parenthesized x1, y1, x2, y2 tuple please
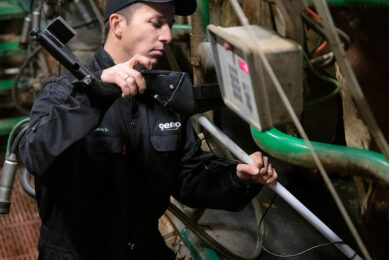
(19, 0, 277, 259)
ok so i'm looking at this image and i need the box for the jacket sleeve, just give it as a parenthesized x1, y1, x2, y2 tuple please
(172, 118, 262, 211)
(18, 76, 109, 178)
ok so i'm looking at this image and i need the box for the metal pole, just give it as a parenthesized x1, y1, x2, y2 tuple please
(196, 115, 362, 260)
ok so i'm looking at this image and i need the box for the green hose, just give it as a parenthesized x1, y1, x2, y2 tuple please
(6, 118, 30, 158)
(198, 0, 210, 33)
(251, 127, 389, 184)
(172, 24, 192, 33)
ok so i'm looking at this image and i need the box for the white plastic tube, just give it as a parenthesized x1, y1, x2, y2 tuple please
(196, 115, 361, 259)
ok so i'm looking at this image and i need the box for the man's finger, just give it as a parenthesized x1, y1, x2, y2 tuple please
(119, 81, 131, 98)
(251, 152, 263, 170)
(266, 170, 278, 184)
(116, 74, 135, 98)
(237, 164, 259, 176)
(260, 156, 269, 174)
(126, 69, 146, 94)
(263, 163, 273, 177)
(128, 54, 152, 70)
(125, 77, 138, 96)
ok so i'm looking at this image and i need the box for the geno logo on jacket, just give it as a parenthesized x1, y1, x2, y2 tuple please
(159, 122, 181, 131)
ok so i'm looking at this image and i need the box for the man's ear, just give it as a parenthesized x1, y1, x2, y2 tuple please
(109, 14, 125, 38)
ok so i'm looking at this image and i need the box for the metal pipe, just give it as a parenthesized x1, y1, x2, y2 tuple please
(251, 127, 389, 184)
(0, 125, 29, 214)
(74, 0, 94, 26)
(32, 8, 41, 34)
(20, 14, 32, 49)
(195, 115, 362, 260)
(87, 0, 105, 45)
(0, 153, 18, 214)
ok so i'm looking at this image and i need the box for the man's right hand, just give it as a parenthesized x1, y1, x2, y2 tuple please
(100, 54, 152, 98)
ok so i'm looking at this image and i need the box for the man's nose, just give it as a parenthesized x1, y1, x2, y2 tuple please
(159, 24, 172, 44)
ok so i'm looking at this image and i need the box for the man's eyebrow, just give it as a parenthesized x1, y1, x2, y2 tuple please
(155, 14, 175, 24)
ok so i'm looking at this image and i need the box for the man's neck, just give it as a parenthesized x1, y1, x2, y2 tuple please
(104, 35, 128, 64)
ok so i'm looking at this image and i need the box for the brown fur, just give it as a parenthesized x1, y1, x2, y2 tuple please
(333, 7, 389, 259)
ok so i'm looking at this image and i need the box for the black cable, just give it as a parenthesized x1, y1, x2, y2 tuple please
(199, 124, 214, 154)
(256, 192, 277, 240)
(256, 192, 353, 259)
(10, 125, 29, 154)
(301, 12, 351, 50)
(260, 240, 347, 258)
(22, 168, 36, 198)
(12, 46, 43, 114)
(198, 123, 355, 258)
(201, 125, 242, 165)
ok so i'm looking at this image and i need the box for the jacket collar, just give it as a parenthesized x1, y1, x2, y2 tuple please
(89, 46, 116, 71)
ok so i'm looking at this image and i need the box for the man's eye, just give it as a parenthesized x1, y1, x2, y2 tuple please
(151, 20, 163, 29)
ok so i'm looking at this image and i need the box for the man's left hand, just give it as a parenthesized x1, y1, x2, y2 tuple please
(236, 152, 278, 185)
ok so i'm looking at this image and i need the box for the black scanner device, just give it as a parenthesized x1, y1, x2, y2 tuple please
(31, 16, 223, 116)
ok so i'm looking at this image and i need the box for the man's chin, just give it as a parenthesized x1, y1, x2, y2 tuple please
(149, 56, 162, 67)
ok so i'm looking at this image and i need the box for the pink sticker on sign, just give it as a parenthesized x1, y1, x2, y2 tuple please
(240, 61, 249, 74)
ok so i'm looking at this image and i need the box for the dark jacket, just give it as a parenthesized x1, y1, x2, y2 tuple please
(19, 47, 261, 260)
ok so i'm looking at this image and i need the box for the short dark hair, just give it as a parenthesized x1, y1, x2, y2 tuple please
(104, 0, 196, 23)
(115, 2, 144, 24)
(104, 3, 144, 40)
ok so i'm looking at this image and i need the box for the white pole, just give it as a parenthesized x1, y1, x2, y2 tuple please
(196, 115, 362, 260)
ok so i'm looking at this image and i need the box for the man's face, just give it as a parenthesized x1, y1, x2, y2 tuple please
(120, 3, 175, 65)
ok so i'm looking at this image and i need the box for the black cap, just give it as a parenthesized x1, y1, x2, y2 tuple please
(104, 0, 197, 23)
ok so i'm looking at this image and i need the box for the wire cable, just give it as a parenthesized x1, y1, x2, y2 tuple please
(302, 9, 351, 46)
(304, 52, 341, 107)
(169, 189, 355, 259)
(301, 11, 350, 50)
(310, 37, 325, 55)
(228, 0, 368, 259)
(260, 239, 348, 258)
(309, 52, 334, 67)
(256, 193, 355, 259)
(22, 168, 36, 198)
(201, 125, 243, 165)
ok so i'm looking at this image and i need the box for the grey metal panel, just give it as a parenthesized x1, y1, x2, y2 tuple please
(208, 25, 303, 131)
